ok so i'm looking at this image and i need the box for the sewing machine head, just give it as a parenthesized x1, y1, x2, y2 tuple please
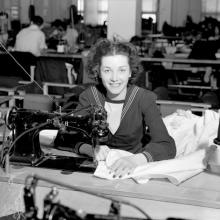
(2, 105, 109, 170)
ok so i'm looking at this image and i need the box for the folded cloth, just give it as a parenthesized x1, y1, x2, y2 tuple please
(163, 109, 219, 157)
(162, 110, 200, 157)
(94, 149, 208, 185)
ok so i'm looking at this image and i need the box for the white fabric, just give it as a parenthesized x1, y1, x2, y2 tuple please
(105, 101, 123, 134)
(15, 24, 47, 56)
(39, 130, 58, 146)
(94, 149, 207, 185)
(163, 109, 219, 157)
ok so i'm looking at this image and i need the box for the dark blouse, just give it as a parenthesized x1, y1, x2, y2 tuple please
(76, 84, 176, 161)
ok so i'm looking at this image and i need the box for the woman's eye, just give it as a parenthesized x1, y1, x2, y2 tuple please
(120, 68, 126, 72)
(103, 69, 110, 73)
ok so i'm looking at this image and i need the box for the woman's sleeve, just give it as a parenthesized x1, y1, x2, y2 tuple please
(75, 89, 91, 115)
(141, 91, 176, 161)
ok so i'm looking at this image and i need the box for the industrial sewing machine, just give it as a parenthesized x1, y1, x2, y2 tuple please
(1, 105, 109, 172)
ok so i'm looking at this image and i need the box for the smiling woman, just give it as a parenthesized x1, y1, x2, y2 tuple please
(69, 38, 176, 178)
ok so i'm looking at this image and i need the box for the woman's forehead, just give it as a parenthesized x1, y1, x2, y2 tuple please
(101, 54, 129, 65)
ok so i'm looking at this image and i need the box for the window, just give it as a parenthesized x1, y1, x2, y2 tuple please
(77, 0, 84, 20)
(11, 5, 19, 19)
(142, 0, 158, 23)
(142, 0, 158, 34)
(202, 0, 220, 20)
(77, 0, 108, 25)
(98, 0, 108, 25)
(77, 0, 158, 25)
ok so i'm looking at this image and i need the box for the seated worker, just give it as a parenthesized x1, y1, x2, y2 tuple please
(14, 15, 47, 56)
(72, 39, 176, 177)
(46, 19, 65, 50)
(47, 19, 63, 41)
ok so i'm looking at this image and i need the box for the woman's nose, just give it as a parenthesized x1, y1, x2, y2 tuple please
(110, 71, 118, 81)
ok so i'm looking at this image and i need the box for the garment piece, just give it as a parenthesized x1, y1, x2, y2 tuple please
(163, 109, 219, 157)
(76, 85, 176, 161)
(94, 149, 206, 185)
(15, 24, 47, 56)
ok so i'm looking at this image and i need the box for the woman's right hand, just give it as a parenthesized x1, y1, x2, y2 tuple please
(94, 145, 110, 162)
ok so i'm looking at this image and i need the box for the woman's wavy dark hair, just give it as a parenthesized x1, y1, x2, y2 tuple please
(86, 38, 142, 84)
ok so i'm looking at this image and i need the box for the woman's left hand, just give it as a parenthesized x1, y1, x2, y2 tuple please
(109, 153, 148, 178)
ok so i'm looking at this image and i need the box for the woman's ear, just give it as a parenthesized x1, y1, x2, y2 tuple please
(95, 70, 99, 78)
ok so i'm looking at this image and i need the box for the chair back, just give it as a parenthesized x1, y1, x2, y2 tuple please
(34, 57, 69, 95)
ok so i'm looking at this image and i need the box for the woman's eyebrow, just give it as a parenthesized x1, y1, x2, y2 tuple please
(101, 66, 111, 68)
(119, 65, 129, 68)
(101, 65, 129, 68)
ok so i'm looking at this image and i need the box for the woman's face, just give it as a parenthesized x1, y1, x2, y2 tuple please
(100, 54, 131, 100)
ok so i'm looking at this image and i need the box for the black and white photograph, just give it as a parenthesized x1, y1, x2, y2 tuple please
(0, 1, 220, 220)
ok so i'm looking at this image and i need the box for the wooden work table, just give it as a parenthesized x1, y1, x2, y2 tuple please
(0, 164, 220, 220)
